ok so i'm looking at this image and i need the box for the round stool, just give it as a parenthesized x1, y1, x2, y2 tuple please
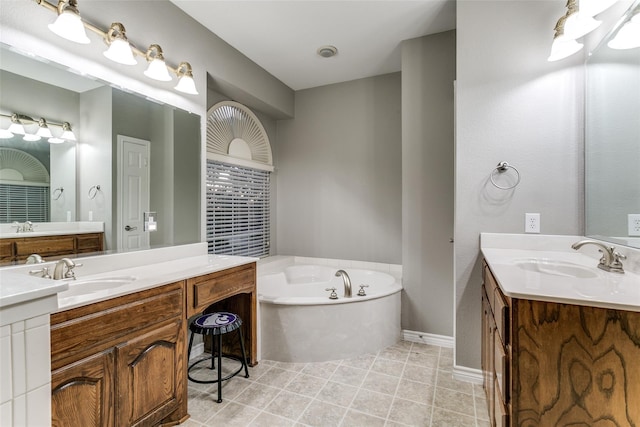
(187, 312, 249, 403)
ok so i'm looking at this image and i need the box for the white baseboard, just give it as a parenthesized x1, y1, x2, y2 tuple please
(452, 365, 483, 385)
(402, 329, 454, 348)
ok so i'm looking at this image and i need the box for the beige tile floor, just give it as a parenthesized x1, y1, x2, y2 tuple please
(183, 341, 490, 427)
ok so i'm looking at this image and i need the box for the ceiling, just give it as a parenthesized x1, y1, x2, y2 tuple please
(170, 1, 456, 91)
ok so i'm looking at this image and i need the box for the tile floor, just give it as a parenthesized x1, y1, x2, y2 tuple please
(183, 341, 490, 427)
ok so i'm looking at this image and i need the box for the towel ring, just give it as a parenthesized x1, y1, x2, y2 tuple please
(52, 187, 64, 200)
(490, 161, 520, 190)
(88, 185, 101, 199)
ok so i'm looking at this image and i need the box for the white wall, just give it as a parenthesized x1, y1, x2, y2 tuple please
(401, 31, 456, 337)
(275, 74, 402, 264)
(455, 0, 584, 369)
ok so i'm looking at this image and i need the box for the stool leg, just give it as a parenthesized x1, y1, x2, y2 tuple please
(238, 327, 250, 378)
(210, 335, 216, 370)
(187, 331, 194, 362)
(217, 333, 223, 403)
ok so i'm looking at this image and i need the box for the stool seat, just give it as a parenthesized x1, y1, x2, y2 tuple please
(187, 311, 249, 403)
(191, 312, 242, 335)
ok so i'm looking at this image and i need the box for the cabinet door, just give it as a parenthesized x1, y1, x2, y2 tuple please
(51, 349, 115, 427)
(116, 320, 185, 427)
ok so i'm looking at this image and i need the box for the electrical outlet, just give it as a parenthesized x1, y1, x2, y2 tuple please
(629, 214, 640, 237)
(525, 213, 540, 233)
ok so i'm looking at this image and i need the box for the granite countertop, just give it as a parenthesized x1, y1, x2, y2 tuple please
(481, 233, 640, 312)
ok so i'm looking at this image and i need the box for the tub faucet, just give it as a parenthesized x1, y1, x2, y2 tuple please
(335, 270, 352, 297)
(571, 240, 625, 274)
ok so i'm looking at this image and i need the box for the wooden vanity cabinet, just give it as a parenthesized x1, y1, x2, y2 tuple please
(50, 281, 187, 427)
(482, 261, 640, 426)
(186, 262, 257, 365)
(1, 232, 104, 265)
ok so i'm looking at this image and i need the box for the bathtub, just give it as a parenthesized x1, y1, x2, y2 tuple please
(258, 257, 402, 363)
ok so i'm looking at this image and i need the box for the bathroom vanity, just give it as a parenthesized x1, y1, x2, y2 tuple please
(481, 233, 640, 427)
(0, 222, 105, 265)
(0, 243, 257, 426)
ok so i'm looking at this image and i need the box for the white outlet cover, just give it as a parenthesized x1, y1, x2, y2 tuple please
(525, 213, 540, 234)
(629, 214, 640, 237)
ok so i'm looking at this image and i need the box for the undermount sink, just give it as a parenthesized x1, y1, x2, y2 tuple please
(513, 258, 599, 279)
(60, 276, 137, 297)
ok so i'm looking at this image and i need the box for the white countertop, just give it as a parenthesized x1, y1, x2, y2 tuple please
(0, 272, 69, 308)
(0, 242, 257, 312)
(0, 221, 104, 238)
(481, 233, 640, 312)
(54, 254, 257, 311)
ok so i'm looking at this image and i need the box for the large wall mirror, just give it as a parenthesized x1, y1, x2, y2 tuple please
(585, 1, 640, 249)
(0, 43, 202, 252)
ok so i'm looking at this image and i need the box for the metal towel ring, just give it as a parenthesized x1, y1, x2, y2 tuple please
(88, 185, 101, 199)
(52, 187, 64, 200)
(490, 161, 520, 190)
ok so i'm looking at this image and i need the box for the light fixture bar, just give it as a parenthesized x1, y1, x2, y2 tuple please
(0, 112, 77, 142)
(35, 0, 199, 95)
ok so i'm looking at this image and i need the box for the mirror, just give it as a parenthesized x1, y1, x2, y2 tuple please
(585, 2, 640, 249)
(0, 44, 202, 252)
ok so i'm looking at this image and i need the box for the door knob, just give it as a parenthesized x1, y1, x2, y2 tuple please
(125, 225, 137, 231)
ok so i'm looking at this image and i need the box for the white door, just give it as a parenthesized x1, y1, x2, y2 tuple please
(117, 136, 150, 250)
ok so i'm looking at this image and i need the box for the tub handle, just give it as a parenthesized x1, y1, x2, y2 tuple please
(357, 285, 369, 297)
(325, 287, 339, 300)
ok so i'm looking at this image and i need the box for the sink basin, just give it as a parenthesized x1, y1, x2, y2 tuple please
(60, 276, 136, 297)
(513, 258, 599, 279)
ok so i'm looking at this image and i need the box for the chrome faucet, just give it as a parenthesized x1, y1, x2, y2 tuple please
(11, 221, 34, 233)
(571, 240, 626, 274)
(335, 270, 352, 297)
(53, 258, 82, 280)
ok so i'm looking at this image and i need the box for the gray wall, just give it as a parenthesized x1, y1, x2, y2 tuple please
(401, 31, 456, 337)
(275, 74, 402, 263)
(455, 0, 584, 369)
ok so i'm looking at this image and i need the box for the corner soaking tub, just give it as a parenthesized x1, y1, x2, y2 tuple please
(258, 257, 402, 363)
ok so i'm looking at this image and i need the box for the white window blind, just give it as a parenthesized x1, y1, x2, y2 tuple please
(0, 184, 50, 223)
(206, 160, 270, 257)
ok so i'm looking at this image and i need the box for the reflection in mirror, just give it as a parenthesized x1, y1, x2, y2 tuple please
(0, 44, 201, 253)
(585, 0, 640, 249)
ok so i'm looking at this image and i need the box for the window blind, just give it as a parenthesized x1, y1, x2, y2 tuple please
(0, 184, 50, 223)
(206, 160, 270, 257)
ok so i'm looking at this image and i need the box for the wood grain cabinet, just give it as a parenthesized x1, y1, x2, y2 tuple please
(482, 261, 640, 427)
(1, 232, 104, 265)
(50, 281, 187, 427)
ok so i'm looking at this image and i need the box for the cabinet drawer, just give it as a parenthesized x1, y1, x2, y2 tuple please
(16, 236, 75, 256)
(187, 263, 256, 317)
(485, 264, 509, 345)
(76, 233, 103, 252)
(51, 282, 184, 366)
(494, 329, 508, 402)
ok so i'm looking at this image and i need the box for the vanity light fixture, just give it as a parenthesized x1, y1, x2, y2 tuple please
(36, 0, 199, 95)
(608, 9, 640, 50)
(560, 0, 601, 41)
(60, 122, 77, 141)
(103, 22, 137, 65)
(174, 62, 199, 95)
(0, 113, 77, 143)
(47, 0, 90, 44)
(36, 118, 53, 139)
(548, 14, 584, 61)
(7, 114, 26, 135)
(144, 44, 173, 81)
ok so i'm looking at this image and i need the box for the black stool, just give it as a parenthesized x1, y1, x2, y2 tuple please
(187, 312, 249, 403)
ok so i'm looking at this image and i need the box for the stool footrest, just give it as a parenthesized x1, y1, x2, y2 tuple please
(187, 355, 250, 384)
